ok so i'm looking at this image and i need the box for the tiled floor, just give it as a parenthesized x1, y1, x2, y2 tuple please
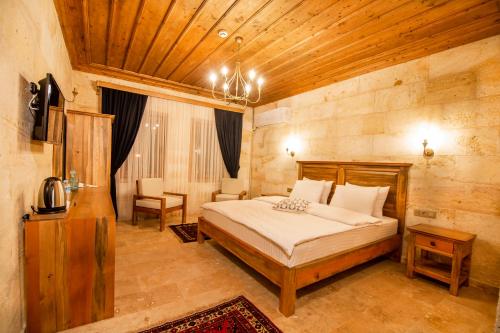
(63, 217, 498, 333)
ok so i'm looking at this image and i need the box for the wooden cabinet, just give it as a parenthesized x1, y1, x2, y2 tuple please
(406, 223, 475, 296)
(65, 110, 114, 187)
(24, 187, 116, 332)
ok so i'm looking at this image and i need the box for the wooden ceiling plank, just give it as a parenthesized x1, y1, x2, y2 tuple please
(186, 0, 309, 86)
(259, 15, 500, 104)
(53, 0, 87, 66)
(168, 0, 271, 82)
(264, 16, 495, 96)
(188, 0, 338, 85)
(155, 0, 240, 79)
(106, 0, 144, 68)
(248, 0, 446, 88)
(105, 0, 117, 66)
(139, 0, 206, 76)
(136, 0, 177, 73)
(261, 1, 498, 94)
(151, 0, 210, 76)
(190, 0, 401, 87)
(180, 0, 306, 85)
(54, 0, 500, 105)
(81, 0, 92, 63)
(260, 22, 500, 104)
(122, 0, 147, 69)
(262, 2, 496, 89)
(233, 0, 368, 81)
(88, 0, 110, 64)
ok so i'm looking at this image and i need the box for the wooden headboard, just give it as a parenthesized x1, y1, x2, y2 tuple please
(297, 161, 412, 235)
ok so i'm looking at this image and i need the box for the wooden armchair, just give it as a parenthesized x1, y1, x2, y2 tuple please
(132, 178, 187, 231)
(211, 178, 247, 202)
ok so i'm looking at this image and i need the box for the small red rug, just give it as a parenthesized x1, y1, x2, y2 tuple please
(138, 296, 282, 333)
(168, 223, 209, 243)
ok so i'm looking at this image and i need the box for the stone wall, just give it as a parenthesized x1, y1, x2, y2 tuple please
(252, 36, 500, 288)
(0, 0, 74, 331)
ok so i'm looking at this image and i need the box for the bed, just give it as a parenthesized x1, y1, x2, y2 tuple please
(197, 161, 411, 316)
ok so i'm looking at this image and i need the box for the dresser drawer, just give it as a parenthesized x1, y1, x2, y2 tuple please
(415, 234, 453, 254)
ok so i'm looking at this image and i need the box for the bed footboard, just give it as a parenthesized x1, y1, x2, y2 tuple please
(197, 216, 401, 317)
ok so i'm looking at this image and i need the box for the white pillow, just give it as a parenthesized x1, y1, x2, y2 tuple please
(290, 179, 325, 203)
(346, 183, 390, 218)
(330, 184, 379, 216)
(304, 177, 334, 204)
(374, 186, 389, 217)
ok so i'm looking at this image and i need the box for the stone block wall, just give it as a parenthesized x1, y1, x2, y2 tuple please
(0, 0, 74, 331)
(252, 36, 500, 287)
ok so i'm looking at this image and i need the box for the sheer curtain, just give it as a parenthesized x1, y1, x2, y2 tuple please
(116, 97, 225, 220)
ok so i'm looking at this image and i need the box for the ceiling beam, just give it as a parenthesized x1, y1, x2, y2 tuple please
(96, 80, 245, 113)
(77, 64, 245, 112)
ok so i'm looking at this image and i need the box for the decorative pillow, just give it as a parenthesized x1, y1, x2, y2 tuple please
(289, 179, 325, 203)
(304, 177, 334, 204)
(330, 184, 378, 216)
(346, 183, 390, 218)
(272, 198, 310, 213)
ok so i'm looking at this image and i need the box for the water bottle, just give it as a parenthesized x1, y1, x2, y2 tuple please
(69, 170, 78, 191)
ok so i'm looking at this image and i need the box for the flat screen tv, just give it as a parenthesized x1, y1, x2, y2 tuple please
(32, 73, 64, 143)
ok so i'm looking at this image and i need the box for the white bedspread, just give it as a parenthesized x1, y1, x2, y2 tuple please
(201, 196, 381, 256)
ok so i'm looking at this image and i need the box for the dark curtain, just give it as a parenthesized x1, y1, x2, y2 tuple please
(102, 87, 148, 215)
(214, 108, 243, 178)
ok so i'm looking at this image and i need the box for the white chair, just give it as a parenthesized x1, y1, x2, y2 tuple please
(132, 178, 187, 231)
(211, 178, 246, 202)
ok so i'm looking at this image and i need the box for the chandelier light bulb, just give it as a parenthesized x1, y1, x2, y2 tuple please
(248, 69, 256, 80)
(257, 77, 264, 86)
(245, 84, 252, 94)
(209, 72, 217, 84)
(223, 83, 229, 91)
(221, 66, 229, 76)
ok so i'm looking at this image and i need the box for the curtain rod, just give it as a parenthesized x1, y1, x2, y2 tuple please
(96, 81, 245, 113)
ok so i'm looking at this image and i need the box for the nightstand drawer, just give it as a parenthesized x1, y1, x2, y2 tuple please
(415, 234, 453, 254)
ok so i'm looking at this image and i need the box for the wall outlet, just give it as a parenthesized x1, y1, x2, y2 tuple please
(414, 208, 437, 219)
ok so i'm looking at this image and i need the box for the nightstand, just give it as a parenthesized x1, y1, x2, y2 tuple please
(406, 223, 476, 296)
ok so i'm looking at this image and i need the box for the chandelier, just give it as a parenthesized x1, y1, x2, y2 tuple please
(209, 36, 264, 107)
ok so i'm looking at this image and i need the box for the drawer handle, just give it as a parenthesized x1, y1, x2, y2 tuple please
(430, 241, 436, 247)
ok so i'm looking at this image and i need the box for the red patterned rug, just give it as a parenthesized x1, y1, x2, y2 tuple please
(168, 223, 209, 243)
(138, 296, 282, 333)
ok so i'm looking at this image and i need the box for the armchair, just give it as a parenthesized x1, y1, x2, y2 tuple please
(211, 178, 247, 202)
(132, 178, 187, 231)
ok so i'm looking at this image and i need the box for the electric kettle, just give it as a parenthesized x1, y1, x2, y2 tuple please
(34, 177, 66, 214)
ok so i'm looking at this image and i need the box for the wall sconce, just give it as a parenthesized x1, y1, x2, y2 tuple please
(422, 139, 434, 159)
(284, 135, 301, 158)
(414, 123, 443, 159)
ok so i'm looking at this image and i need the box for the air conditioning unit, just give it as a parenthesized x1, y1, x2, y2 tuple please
(254, 107, 291, 128)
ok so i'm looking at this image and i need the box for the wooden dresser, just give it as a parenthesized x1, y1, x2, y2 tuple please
(406, 223, 475, 296)
(24, 187, 115, 332)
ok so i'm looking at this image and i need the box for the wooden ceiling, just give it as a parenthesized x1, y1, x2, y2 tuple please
(55, 0, 500, 106)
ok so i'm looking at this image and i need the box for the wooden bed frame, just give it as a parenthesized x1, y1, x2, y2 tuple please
(197, 161, 412, 316)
